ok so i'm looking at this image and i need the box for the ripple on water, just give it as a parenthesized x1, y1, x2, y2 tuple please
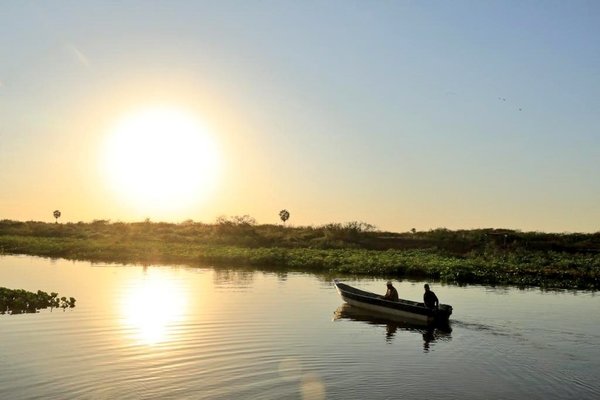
(1, 257, 600, 399)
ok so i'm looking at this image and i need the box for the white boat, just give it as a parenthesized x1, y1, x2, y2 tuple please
(333, 279, 452, 324)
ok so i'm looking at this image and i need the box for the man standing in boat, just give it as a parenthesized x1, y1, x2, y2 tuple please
(423, 284, 439, 308)
(383, 281, 399, 301)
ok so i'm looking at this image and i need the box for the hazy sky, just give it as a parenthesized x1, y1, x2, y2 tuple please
(1, 1, 599, 232)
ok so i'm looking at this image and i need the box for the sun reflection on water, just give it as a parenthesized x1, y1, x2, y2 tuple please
(120, 271, 188, 345)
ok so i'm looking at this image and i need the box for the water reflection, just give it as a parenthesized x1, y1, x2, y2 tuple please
(2, 256, 600, 399)
(301, 373, 326, 400)
(333, 304, 452, 350)
(120, 272, 188, 345)
(213, 269, 254, 288)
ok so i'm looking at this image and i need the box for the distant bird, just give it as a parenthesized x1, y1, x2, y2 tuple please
(497, 96, 523, 111)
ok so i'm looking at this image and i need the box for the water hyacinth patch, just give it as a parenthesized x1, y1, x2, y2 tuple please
(0, 287, 76, 314)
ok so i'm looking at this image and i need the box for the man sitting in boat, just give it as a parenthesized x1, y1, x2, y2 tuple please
(383, 281, 399, 301)
(423, 284, 439, 309)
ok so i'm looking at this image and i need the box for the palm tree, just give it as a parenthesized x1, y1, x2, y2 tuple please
(53, 210, 61, 224)
(279, 209, 290, 225)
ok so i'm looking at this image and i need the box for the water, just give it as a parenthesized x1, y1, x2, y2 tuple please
(1, 255, 599, 399)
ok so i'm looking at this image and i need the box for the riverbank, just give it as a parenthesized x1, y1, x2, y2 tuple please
(1, 220, 599, 289)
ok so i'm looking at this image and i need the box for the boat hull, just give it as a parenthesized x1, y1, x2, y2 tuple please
(339, 293, 431, 322)
(333, 280, 452, 324)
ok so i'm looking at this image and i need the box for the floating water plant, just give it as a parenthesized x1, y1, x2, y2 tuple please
(0, 287, 76, 314)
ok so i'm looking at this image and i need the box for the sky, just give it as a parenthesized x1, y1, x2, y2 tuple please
(1, 1, 599, 233)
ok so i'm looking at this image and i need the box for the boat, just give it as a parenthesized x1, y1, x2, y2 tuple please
(333, 279, 452, 324)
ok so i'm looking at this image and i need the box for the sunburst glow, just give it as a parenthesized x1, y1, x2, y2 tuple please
(102, 107, 220, 215)
(120, 272, 188, 345)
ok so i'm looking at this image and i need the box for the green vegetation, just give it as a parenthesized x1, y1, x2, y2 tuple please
(0, 287, 76, 314)
(1, 218, 599, 289)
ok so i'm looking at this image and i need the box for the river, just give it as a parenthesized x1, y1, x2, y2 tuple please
(1, 255, 599, 399)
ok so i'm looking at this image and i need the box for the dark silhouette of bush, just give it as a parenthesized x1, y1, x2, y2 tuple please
(0, 287, 76, 314)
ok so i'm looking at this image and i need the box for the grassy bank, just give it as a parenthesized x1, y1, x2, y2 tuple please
(1, 219, 599, 289)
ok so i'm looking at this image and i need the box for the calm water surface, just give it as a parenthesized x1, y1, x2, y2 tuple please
(1, 255, 599, 399)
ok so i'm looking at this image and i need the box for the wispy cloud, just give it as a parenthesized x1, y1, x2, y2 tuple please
(66, 44, 91, 68)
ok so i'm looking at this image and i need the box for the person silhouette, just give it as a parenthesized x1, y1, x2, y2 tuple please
(423, 284, 439, 308)
(383, 281, 399, 301)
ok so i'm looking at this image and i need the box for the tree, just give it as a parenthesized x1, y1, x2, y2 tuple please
(231, 215, 256, 226)
(216, 215, 256, 226)
(279, 209, 290, 225)
(53, 210, 61, 224)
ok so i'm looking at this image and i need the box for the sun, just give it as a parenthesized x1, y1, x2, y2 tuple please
(102, 107, 220, 215)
